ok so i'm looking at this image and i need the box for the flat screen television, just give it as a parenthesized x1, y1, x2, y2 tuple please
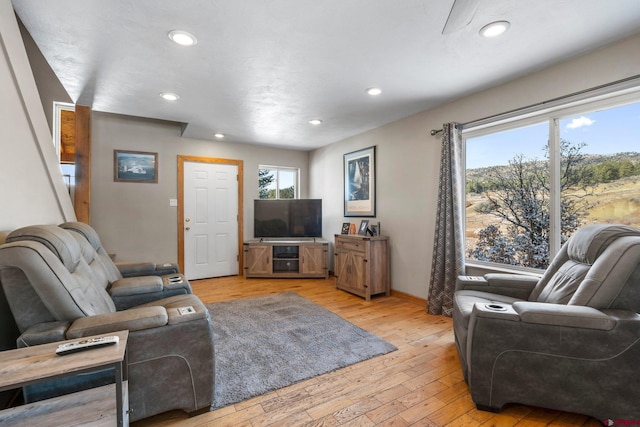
(254, 199, 322, 238)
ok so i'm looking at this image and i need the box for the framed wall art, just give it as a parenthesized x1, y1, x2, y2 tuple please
(344, 145, 376, 217)
(114, 150, 158, 183)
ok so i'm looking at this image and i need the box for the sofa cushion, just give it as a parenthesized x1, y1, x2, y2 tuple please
(7, 225, 82, 272)
(565, 223, 640, 265)
(533, 259, 590, 304)
(60, 222, 124, 282)
(570, 236, 640, 309)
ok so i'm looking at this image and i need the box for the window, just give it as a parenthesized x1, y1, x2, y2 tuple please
(54, 102, 75, 202)
(465, 97, 640, 271)
(258, 166, 299, 199)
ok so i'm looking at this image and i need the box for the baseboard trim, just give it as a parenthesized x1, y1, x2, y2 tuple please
(390, 289, 426, 307)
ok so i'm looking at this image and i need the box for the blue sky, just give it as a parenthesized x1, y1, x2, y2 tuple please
(466, 100, 640, 169)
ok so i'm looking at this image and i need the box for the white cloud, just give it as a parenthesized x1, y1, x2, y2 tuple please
(566, 116, 595, 129)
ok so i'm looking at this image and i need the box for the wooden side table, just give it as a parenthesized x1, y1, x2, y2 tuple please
(0, 330, 129, 426)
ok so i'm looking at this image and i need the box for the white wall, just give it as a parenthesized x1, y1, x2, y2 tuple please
(0, 0, 75, 233)
(310, 33, 640, 300)
(17, 19, 72, 131)
(91, 112, 310, 262)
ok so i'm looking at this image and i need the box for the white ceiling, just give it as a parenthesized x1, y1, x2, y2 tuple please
(13, 0, 640, 150)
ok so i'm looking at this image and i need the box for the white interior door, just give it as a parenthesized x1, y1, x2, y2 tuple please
(183, 161, 239, 280)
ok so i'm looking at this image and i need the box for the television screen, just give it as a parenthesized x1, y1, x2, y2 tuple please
(254, 199, 322, 238)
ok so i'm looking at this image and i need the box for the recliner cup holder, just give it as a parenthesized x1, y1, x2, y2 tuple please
(485, 303, 507, 311)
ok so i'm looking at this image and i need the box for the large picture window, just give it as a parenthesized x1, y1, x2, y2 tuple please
(258, 165, 299, 199)
(465, 98, 640, 270)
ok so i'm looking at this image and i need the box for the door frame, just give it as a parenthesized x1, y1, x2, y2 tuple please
(177, 155, 244, 275)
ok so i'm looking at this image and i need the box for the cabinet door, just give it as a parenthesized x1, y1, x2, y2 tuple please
(336, 250, 365, 292)
(335, 251, 346, 287)
(300, 245, 326, 275)
(245, 245, 272, 275)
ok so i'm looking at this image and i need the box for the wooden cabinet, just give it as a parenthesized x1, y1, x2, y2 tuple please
(334, 234, 390, 301)
(243, 240, 329, 278)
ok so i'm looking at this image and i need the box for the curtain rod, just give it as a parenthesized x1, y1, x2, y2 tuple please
(429, 74, 640, 136)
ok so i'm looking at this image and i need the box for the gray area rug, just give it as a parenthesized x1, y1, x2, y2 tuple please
(208, 292, 397, 408)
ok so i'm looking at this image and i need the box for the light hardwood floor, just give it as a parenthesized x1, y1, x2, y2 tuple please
(134, 276, 601, 427)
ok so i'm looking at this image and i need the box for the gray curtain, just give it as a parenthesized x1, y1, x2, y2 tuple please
(427, 122, 465, 316)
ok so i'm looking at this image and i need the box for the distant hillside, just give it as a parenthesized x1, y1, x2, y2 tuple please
(467, 151, 640, 183)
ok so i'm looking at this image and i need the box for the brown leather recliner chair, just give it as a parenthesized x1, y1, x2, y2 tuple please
(0, 225, 214, 422)
(453, 224, 640, 420)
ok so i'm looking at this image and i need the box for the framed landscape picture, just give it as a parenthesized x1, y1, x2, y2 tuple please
(114, 150, 158, 183)
(344, 146, 376, 217)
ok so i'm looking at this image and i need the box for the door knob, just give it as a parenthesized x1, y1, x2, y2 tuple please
(185, 227, 191, 231)
(185, 218, 191, 222)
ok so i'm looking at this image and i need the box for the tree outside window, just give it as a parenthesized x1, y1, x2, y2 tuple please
(258, 166, 298, 199)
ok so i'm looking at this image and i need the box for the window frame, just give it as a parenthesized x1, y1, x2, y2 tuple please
(258, 165, 300, 199)
(53, 101, 75, 159)
(463, 85, 640, 273)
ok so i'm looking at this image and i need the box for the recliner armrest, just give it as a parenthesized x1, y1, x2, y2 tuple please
(17, 321, 71, 347)
(66, 306, 168, 339)
(456, 273, 538, 299)
(484, 273, 539, 290)
(116, 261, 179, 278)
(512, 301, 616, 330)
(110, 276, 163, 296)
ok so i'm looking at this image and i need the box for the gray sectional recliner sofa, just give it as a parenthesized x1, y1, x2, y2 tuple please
(453, 223, 640, 420)
(0, 223, 214, 422)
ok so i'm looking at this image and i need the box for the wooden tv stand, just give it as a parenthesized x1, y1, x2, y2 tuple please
(243, 239, 329, 279)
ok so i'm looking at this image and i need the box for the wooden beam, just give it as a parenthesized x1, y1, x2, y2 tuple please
(73, 105, 91, 223)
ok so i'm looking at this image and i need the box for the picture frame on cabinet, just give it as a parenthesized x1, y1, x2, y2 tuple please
(344, 146, 376, 217)
(114, 150, 158, 183)
(358, 220, 369, 236)
(341, 222, 351, 234)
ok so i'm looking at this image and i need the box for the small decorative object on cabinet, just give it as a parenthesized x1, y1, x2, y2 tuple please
(358, 220, 369, 235)
(244, 240, 329, 278)
(341, 222, 351, 234)
(334, 234, 390, 301)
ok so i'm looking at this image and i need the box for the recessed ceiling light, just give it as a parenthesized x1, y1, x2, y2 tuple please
(168, 30, 197, 46)
(308, 119, 323, 125)
(479, 21, 510, 38)
(214, 133, 225, 139)
(366, 87, 382, 96)
(160, 92, 180, 101)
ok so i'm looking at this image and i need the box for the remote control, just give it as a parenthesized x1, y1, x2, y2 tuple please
(55, 336, 119, 356)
